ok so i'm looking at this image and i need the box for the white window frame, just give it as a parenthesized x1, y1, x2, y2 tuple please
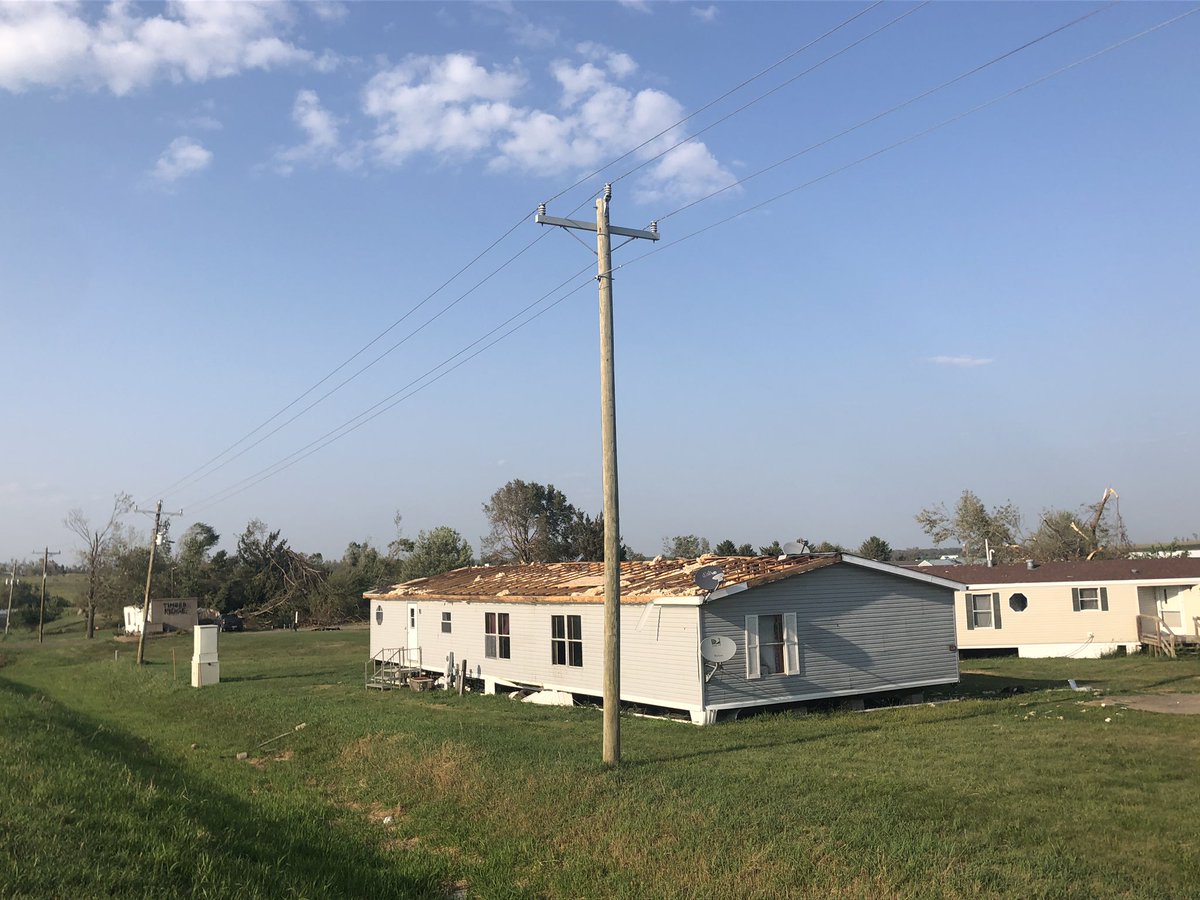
(441, 611, 452, 633)
(744, 613, 800, 680)
(485, 611, 511, 659)
(551, 614, 583, 667)
(969, 593, 994, 629)
(1077, 588, 1100, 611)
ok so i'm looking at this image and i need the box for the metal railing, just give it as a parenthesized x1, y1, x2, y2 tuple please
(365, 647, 423, 688)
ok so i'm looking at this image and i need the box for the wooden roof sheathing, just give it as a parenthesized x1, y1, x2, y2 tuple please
(364, 554, 841, 605)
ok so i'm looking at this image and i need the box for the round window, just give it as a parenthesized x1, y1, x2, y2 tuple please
(375, 605, 384, 625)
(1009, 593, 1028, 612)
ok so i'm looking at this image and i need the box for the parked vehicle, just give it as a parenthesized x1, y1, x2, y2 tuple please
(219, 614, 244, 633)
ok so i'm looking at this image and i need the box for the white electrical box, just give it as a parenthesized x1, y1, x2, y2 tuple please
(192, 624, 220, 687)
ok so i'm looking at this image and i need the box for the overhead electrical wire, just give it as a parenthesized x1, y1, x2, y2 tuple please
(143, 1, 902, 507)
(608, 1, 930, 191)
(177, 5, 1196, 513)
(657, 0, 1119, 223)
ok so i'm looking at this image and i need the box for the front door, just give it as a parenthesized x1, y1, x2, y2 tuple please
(1154, 587, 1184, 630)
(407, 603, 420, 665)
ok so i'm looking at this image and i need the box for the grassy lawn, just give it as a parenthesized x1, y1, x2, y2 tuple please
(1, 628, 1197, 899)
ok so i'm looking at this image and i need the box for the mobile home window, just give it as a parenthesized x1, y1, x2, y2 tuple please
(375, 605, 383, 625)
(441, 611, 452, 633)
(969, 594, 993, 629)
(744, 613, 800, 679)
(485, 612, 511, 659)
(551, 614, 583, 667)
(1077, 588, 1100, 611)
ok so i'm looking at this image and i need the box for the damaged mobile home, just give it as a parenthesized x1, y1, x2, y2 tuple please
(364, 553, 961, 724)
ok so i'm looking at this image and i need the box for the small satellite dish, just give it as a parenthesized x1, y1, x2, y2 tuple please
(781, 540, 808, 556)
(692, 565, 725, 592)
(700, 635, 737, 663)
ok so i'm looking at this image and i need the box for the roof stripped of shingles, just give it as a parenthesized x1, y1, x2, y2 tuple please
(363, 554, 841, 605)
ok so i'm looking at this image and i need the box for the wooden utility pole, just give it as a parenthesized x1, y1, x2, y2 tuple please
(4, 561, 18, 638)
(135, 501, 163, 666)
(536, 186, 659, 766)
(37, 548, 61, 644)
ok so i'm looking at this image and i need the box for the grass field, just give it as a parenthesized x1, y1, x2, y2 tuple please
(1, 627, 1197, 899)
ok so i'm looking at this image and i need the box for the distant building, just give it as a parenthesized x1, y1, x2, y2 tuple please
(123, 598, 199, 635)
(937, 559, 1200, 657)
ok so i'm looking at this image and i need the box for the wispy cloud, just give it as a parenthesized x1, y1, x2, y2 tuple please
(617, 0, 653, 14)
(152, 137, 212, 182)
(691, 5, 719, 24)
(274, 89, 360, 174)
(926, 355, 994, 367)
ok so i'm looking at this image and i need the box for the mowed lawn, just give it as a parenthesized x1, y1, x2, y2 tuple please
(1, 627, 1197, 899)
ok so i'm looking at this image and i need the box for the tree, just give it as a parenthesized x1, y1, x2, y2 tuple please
(387, 511, 415, 560)
(916, 490, 1022, 563)
(662, 535, 710, 558)
(857, 536, 892, 561)
(483, 480, 578, 563)
(759, 540, 783, 556)
(811, 540, 846, 553)
(1024, 492, 1129, 561)
(231, 519, 325, 623)
(404, 527, 475, 580)
(175, 523, 225, 605)
(64, 492, 133, 639)
(714, 539, 737, 556)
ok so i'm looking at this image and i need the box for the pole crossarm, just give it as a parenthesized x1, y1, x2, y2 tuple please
(535, 212, 660, 242)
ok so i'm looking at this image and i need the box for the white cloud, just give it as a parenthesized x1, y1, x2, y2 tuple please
(617, 0, 652, 14)
(927, 355, 994, 367)
(692, 5, 719, 24)
(364, 53, 524, 164)
(274, 88, 360, 174)
(575, 42, 637, 79)
(309, 2, 348, 23)
(0, 1, 331, 95)
(152, 136, 212, 182)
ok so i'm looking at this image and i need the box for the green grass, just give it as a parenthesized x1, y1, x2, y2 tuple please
(2, 629, 1197, 899)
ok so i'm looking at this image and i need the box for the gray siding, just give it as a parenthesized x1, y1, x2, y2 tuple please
(371, 599, 703, 709)
(702, 563, 958, 709)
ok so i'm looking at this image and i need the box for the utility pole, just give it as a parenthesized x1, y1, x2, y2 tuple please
(537, 185, 659, 766)
(4, 560, 18, 638)
(134, 500, 182, 666)
(36, 548, 61, 644)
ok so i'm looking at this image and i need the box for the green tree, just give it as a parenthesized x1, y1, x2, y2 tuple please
(916, 490, 1022, 563)
(483, 480, 578, 563)
(403, 527, 474, 580)
(811, 541, 845, 553)
(857, 536, 893, 561)
(714, 539, 737, 555)
(1024, 496, 1129, 561)
(759, 540, 783, 556)
(662, 535, 711, 558)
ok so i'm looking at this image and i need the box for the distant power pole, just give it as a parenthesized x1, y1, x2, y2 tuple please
(537, 185, 659, 766)
(4, 560, 18, 638)
(36, 548, 61, 644)
(134, 500, 183, 666)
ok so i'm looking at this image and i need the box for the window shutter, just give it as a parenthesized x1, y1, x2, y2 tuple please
(1072, 588, 1081, 612)
(745, 615, 760, 679)
(1100, 587, 1109, 611)
(783, 612, 800, 675)
(964, 596, 974, 630)
(992, 592, 1002, 630)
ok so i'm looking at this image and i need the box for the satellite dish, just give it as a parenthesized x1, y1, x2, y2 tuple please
(700, 635, 737, 663)
(693, 565, 725, 592)
(782, 540, 808, 556)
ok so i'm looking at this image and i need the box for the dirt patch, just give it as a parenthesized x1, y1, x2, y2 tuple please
(247, 749, 294, 768)
(1089, 693, 1200, 715)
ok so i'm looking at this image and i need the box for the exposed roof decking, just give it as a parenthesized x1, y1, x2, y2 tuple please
(364, 555, 841, 604)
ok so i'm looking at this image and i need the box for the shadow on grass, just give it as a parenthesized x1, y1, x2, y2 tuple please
(222, 669, 347, 683)
(0, 675, 440, 899)
(942, 673, 1076, 697)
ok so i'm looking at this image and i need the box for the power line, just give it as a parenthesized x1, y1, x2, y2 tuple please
(608, 1, 930, 190)
(185, 266, 596, 514)
(143, 3, 896, 506)
(169, 5, 1190, 513)
(183, 4, 1196, 515)
(620, 5, 1199, 272)
(541, 0, 887, 208)
(657, 1, 1118, 223)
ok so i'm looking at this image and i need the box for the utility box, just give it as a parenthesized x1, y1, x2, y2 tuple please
(191, 624, 220, 687)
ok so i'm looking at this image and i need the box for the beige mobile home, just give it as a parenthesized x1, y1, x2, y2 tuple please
(365, 554, 961, 724)
(938, 559, 1200, 658)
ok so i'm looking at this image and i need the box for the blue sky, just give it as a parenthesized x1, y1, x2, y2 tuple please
(2, 1, 1197, 564)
